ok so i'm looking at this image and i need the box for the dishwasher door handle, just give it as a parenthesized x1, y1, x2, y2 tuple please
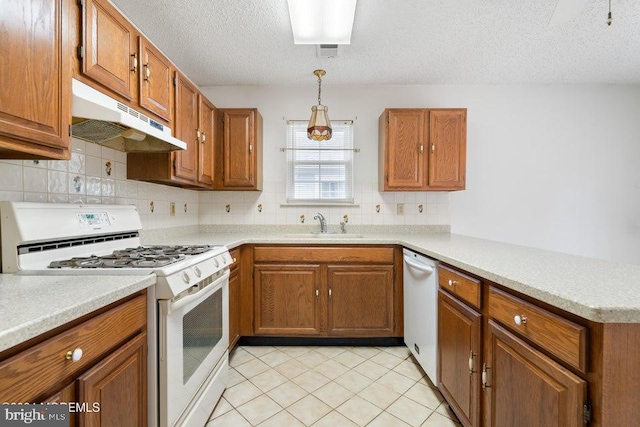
(403, 256, 434, 274)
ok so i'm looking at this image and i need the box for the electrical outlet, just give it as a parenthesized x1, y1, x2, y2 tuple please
(397, 203, 405, 215)
(170, 202, 175, 216)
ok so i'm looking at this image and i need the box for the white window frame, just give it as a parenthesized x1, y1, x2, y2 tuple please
(285, 120, 355, 204)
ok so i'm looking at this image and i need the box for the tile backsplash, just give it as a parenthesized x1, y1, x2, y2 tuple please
(0, 139, 199, 229)
(0, 140, 449, 229)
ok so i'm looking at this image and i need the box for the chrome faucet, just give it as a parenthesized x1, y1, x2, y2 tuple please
(314, 213, 327, 233)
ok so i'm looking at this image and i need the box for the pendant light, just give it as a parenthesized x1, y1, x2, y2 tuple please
(307, 70, 332, 141)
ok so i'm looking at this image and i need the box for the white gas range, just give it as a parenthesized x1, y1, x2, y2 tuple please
(0, 202, 230, 427)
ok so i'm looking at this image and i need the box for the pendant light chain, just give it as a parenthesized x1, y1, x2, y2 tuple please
(607, 0, 612, 26)
(317, 74, 322, 105)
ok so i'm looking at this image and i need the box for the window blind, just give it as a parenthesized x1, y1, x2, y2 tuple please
(286, 120, 354, 203)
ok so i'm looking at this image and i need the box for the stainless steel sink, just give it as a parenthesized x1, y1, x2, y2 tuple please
(282, 233, 365, 239)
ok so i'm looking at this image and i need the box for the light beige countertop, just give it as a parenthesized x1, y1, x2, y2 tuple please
(0, 274, 155, 353)
(142, 227, 640, 324)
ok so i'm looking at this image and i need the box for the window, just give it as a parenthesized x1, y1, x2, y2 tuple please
(286, 120, 354, 204)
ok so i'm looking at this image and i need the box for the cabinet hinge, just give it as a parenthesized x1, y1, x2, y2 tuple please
(172, 158, 177, 170)
(583, 402, 592, 425)
(173, 76, 178, 87)
(68, 124, 72, 137)
(77, 45, 84, 60)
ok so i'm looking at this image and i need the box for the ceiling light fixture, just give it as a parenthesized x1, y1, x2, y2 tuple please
(607, 0, 612, 26)
(287, 0, 357, 45)
(307, 70, 331, 141)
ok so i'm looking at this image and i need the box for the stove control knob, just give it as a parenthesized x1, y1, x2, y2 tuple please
(194, 266, 202, 278)
(213, 257, 219, 268)
(182, 271, 191, 284)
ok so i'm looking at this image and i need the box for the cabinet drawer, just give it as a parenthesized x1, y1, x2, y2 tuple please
(254, 246, 394, 264)
(0, 294, 146, 402)
(488, 287, 587, 372)
(438, 266, 481, 309)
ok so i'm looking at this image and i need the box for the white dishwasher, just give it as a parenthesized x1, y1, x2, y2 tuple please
(403, 248, 439, 385)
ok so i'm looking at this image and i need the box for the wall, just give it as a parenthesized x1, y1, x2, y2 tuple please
(0, 139, 199, 229)
(201, 84, 640, 264)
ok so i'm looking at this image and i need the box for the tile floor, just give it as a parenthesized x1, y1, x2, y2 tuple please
(207, 345, 462, 427)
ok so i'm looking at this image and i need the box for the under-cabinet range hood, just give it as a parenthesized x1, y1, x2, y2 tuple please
(71, 78, 187, 152)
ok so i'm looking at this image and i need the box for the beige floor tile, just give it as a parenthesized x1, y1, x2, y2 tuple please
(313, 359, 350, 380)
(229, 348, 256, 367)
(357, 382, 400, 409)
(349, 346, 382, 359)
(243, 345, 277, 357)
(404, 382, 444, 410)
(236, 394, 283, 426)
(227, 367, 246, 387)
(312, 381, 354, 408)
(312, 410, 359, 427)
(370, 351, 405, 369)
(393, 359, 427, 381)
(336, 395, 383, 426)
(209, 397, 233, 419)
(277, 346, 313, 358)
(291, 369, 331, 392)
(206, 409, 251, 427)
(376, 370, 416, 394)
(333, 350, 366, 368)
(258, 410, 306, 427)
(381, 346, 411, 359)
(368, 411, 412, 427)
(266, 380, 308, 408)
(386, 395, 433, 426)
(421, 411, 462, 427)
(353, 359, 390, 381)
(250, 368, 289, 392)
(222, 380, 263, 408)
(260, 349, 292, 367)
(287, 394, 332, 426)
(234, 357, 271, 379)
(274, 358, 309, 379)
(334, 370, 373, 393)
(313, 346, 348, 358)
(435, 402, 460, 421)
(298, 350, 330, 368)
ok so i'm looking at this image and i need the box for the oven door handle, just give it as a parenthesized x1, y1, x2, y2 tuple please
(162, 270, 229, 315)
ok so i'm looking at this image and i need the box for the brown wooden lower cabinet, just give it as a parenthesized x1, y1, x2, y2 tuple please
(485, 321, 586, 426)
(250, 245, 399, 338)
(0, 293, 147, 426)
(438, 289, 481, 427)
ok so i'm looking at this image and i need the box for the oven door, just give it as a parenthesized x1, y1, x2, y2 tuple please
(159, 270, 229, 427)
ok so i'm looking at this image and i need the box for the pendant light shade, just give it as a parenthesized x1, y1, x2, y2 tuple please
(307, 70, 332, 141)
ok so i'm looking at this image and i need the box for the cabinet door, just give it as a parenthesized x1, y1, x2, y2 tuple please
(77, 333, 147, 427)
(138, 37, 172, 121)
(327, 265, 394, 337)
(254, 264, 321, 336)
(220, 109, 256, 188)
(383, 109, 427, 190)
(228, 269, 240, 350)
(485, 321, 586, 427)
(438, 289, 481, 427)
(81, 0, 136, 101)
(428, 109, 466, 189)
(44, 383, 77, 427)
(173, 73, 199, 183)
(198, 97, 216, 187)
(0, 0, 71, 157)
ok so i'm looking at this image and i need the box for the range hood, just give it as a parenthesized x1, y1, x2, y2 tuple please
(71, 79, 186, 152)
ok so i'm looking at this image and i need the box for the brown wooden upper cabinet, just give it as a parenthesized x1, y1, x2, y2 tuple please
(215, 109, 263, 191)
(378, 108, 466, 191)
(0, 0, 71, 159)
(77, 0, 173, 125)
(127, 73, 214, 189)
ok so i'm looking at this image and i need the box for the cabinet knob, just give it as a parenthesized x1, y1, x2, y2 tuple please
(65, 348, 83, 362)
(419, 144, 424, 154)
(514, 314, 527, 326)
(232, 257, 237, 263)
(249, 144, 253, 153)
(482, 363, 491, 391)
(448, 279, 458, 286)
(316, 289, 319, 298)
(468, 350, 476, 376)
(202, 132, 206, 143)
(130, 53, 138, 73)
(144, 63, 150, 81)
(431, 143, 435, 153)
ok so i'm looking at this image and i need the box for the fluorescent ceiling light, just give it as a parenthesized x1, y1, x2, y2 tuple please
(287, 0, 357, 45)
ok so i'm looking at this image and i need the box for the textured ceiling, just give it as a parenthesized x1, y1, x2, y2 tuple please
(110, 0, 640, 86)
